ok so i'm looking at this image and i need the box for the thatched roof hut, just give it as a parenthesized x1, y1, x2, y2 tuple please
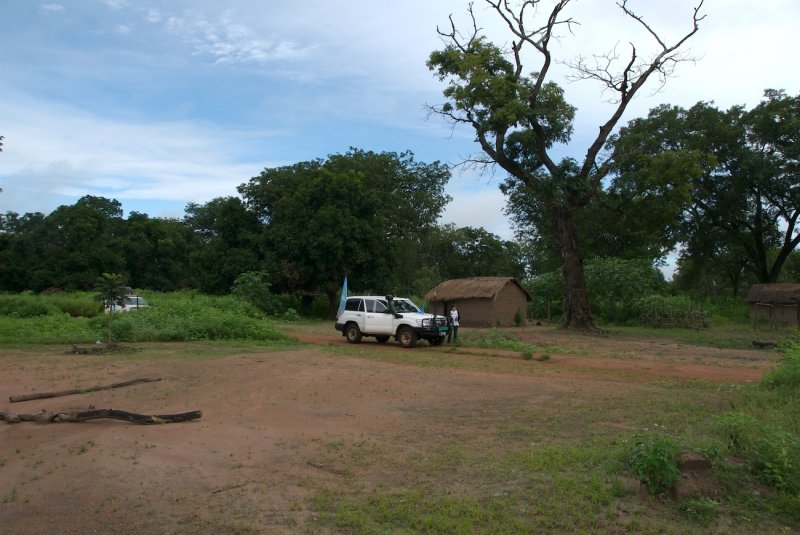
(424, 277, 532, 327)
(745, 283, 800, 327)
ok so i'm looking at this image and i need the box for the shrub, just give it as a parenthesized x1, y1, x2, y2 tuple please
(231, 271, 286, 315)
(629, 430, 680, 495)
(585, 258, 668, 324)
(49, 295, 102, 317)
(524, 272, 564, 321)
(762, 340, 800, 390)
(0, 294, 55, 318)
(634, 294, 706, 328)
(89, 297, 285, 343)
(717, 412, 800, 493)
(0, 314, 96, 344)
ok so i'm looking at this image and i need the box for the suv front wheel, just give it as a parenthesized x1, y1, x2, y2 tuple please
(397, 326, 417, 348)
(345, 323, 362, 344)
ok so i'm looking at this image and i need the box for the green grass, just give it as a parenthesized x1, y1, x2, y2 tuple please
(1, 301, 798, 532)
(0, 290, 289, 345)
(458, 327, 576, 355)
(300, 329, 800, 533)
(608, 324, 780, 350)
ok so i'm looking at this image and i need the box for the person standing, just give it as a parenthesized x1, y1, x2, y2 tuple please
(447, 304, 460, 343)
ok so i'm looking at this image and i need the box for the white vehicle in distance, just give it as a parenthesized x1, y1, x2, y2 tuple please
(335, 295, 448, 348)
(105, 294, 149, 313)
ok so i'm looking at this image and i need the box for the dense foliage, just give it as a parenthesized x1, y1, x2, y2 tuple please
(610, 89, 800, 297)
(0, 291, 286, 344)
(0, 149, 534, 317)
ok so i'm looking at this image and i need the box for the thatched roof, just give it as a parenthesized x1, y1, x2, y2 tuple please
(424, 277, 532, 302)
(745, 283, 800, 304)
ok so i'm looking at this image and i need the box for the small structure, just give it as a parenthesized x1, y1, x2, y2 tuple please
(745, 283, 800, 328)
(424, 277, 532, 327)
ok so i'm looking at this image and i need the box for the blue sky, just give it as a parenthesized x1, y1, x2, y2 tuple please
(1, 0, 799, 241)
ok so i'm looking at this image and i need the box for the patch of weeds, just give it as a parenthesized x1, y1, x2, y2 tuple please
(679, 497, 720, 525)
(628, 428, 680, 496)
(717, 411, 800, 493)
(75, 439, 96, 455)
(324, 440, 344, 453)
(2, 487, 17, 503)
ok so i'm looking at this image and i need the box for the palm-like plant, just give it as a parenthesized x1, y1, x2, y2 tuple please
(95, 272, 127, 344)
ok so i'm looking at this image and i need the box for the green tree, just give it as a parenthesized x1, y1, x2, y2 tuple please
(238, 149, 450, 318)
(0, 211, 46, 291)
(122, 212, 192, 291)
(184, 197, 263, 294)
(423, 224, 525, 281)
(13, 196, 127, 291)
(427, 0, 703, 329)
(610, 90, 800, 293)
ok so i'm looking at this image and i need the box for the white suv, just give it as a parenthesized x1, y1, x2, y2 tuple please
(335, 295, 448, 348)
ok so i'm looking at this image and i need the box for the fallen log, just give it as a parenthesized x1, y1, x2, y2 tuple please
(9, 377, 161, 403)
(752, 340, 777, 349)
(1, 408, 201, 424)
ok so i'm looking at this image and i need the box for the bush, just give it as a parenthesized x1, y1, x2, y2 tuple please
(585, 258, 668, 325)
(717, 412, 800, 493)
(0, 294, 56, 318)
(634, 294, 706, 328)
(231, 271, 286, 315)
(704, 297, 748, 324)
(762, 340, 800, 390)
(629, 430, 680, 495)
(0, 314, 96, 344)
(90, 296, 285, 343)
(49, 294, 102, 317)
(525, 272, 564, 321)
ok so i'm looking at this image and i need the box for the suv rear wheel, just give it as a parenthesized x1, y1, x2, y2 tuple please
(345, 323, 362, 344)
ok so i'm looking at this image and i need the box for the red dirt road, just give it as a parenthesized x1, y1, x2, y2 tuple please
(0, 325, 778, 533)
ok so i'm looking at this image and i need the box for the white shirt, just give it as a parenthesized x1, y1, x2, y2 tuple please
(449, 309, 460, 327)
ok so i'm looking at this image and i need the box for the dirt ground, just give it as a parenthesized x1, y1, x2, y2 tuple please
(0, 324, 778, 533)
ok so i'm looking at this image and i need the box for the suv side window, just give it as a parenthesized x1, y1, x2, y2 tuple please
(345, 298, 364, 312)
(366, 300, 388, 313)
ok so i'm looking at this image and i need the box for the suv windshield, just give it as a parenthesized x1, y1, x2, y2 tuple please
(388, 299, 420, 313)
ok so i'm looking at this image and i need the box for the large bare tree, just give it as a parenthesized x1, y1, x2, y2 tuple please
(427, 0, 704, 329)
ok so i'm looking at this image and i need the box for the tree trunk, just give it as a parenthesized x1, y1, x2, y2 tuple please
(550, 204, 596, 330)
(326, 289, 339, 321)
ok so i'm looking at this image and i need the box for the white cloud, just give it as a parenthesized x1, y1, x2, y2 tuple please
(0, 92, 285, 215)
(103, 0, 129, 9)
(144, 8, 162, 24)
(39, 3, 65, 13)
(161, 10, 311, 64)
(441, 180, 512, 239)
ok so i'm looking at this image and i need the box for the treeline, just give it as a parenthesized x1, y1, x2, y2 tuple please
(2, 90, 799, 322)
(502, 89, 800, 300)
(0, 149, 524, 316)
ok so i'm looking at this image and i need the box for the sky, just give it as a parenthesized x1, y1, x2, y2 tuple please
(1, 0, 799, 243)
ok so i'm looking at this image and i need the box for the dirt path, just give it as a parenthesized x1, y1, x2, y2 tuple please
(0, 326, 778, 533)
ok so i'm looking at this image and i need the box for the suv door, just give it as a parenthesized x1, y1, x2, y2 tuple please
(364, 299, 394, 335)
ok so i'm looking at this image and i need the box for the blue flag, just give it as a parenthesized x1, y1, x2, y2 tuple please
(337, 275, 348, 318)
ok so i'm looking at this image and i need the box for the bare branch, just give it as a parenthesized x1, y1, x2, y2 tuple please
(436, 2, 482, 51)
(578, 1, 706, 184)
